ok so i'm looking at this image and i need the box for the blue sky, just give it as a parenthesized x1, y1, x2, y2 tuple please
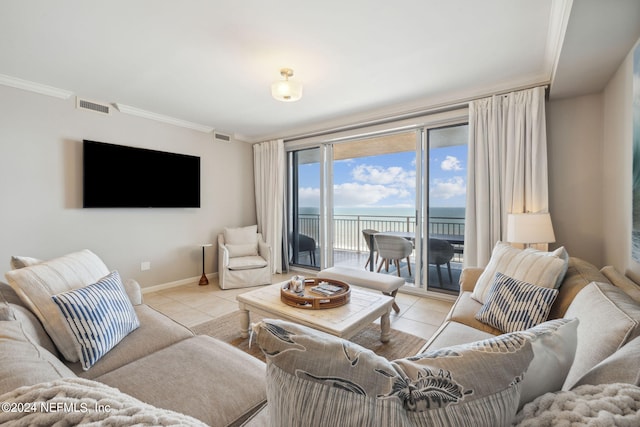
(298, 144, 467, 209)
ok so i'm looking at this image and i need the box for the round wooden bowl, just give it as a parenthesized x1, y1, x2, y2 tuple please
(280, 277, 350, 309)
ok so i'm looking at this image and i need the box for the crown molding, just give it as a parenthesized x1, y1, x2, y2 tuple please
(114, 103, 214, 133)
(545, 0, 574, 84)
(0, 74, 73, 99)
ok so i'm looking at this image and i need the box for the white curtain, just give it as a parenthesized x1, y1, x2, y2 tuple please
(253, 139, 285, 273)
(465, 86, 549, 267)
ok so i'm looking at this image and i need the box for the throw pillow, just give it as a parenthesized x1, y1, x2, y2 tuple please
(223, 225, 258, 245)
(471, 242, 567, 304)
(9, 255, 42, 270)
(51, 270, 140, 370)
(572, 335, 640, 387)
(517, 318, 578, 409)
(475, 272, 559, 333)
(562, 281, 640, 390)
(255, 318, 574, 427)
(226, 242, 258, 258)
(4, 249, 110, 362)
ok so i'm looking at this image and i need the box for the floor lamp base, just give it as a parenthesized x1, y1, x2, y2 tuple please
(199, 273, 209, 286)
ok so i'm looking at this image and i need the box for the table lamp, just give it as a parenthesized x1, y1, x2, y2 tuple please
(506, 213, 556, 248)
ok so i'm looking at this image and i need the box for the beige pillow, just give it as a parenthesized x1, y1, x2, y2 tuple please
(226, 243, 258, 258)
(4, 249, 110, 362)
(572, 336, 640, 387)
(600, 265, 640, 303)
(471, 242, 567, 304)
(562, 281, 640, 390)
(223, 225, 258, 245)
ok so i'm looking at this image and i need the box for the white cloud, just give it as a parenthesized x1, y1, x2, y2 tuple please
(351, 164, 415, 188)
(298, 187, 320, 208)
(430, 176, 466, 200)
(441, 155, 463, 171)
(334, 182, 409, 207)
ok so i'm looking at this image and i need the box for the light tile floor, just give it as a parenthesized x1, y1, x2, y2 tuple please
(144, 272, 453, 341)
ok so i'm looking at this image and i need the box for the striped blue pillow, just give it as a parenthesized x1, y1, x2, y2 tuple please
(52, 270, 139, 370)
(475, 272, 559, 333)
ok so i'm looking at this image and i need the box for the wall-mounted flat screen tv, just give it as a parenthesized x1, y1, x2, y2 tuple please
(83, 140, 201, 208)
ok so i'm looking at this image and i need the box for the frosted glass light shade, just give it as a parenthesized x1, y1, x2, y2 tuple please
(507, 213, 556, 244)
(271, 79, 302, 102)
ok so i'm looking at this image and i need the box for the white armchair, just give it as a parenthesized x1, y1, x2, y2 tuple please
(218, 225, 272, 289)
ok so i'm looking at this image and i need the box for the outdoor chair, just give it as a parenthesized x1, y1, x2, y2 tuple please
(428, 238, 455, 286)
(362, 229, 379, 269)
(374, 234, 413, 277)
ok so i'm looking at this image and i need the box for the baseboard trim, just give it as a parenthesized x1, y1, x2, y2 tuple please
(141, 272, 218, 294)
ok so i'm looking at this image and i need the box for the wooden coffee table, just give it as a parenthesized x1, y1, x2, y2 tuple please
(236, 281, 394, 342)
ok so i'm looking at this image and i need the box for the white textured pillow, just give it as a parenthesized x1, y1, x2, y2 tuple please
(4, 249, 110, 362)
(562, 281, 640, 390)
(226, 243, 258, 258)
(223, 225, 258, 245)
(52, 271, 140, 370)
(475, 273, 559, 333)
(518, 318, 578, 409)
(471, 242, 567, 304)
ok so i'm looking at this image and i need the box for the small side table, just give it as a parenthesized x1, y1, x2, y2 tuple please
(199, 243, 213, 286)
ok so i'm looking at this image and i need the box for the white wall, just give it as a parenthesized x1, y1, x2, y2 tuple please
(0, 85, 256, 289)
(602, 39, 638, 277)
(547, 93, 604, 266)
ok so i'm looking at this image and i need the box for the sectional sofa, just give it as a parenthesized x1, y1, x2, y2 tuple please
(0, 250, 268, 426)
(253, 243, 640, 426)
(3, 245, 640, 426)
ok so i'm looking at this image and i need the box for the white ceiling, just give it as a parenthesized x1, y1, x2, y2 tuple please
(0, 0, 638, 143)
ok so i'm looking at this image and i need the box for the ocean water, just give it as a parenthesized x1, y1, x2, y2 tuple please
(300, 206, 465, 219)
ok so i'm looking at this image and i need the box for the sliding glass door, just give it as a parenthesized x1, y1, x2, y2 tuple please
(286, 113, 468, 297)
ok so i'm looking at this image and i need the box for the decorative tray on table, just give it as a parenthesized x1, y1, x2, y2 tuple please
(280, 277, 350, 309)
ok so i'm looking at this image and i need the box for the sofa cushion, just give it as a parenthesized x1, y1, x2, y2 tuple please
(446, 292, 504, 335)
(600, 265, 640, 303)
(572, 336, 640, 388)
(562, 281, 640, 390)
(96, 335, 267, 427)
(549, 257, 609, 319)
(255, 318, 575, 427)
(68, 304, 193, 378)
(52, 271, 140, 370)
(475, 272, 558, 333)
(4, 249, 110, 362)
(421, 319, 497, 352)
(517, 318, 578, 409)
(9, 255, 42, 270)
(0, 288, 14, 321)
(0, 320, 76, 396)
(471, 242, 567, 304)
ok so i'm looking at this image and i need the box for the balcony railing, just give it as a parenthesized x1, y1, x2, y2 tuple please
(296, 214, 465, 263)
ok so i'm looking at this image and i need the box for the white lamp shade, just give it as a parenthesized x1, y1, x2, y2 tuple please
(507, 213, 556, 244)
(271, 80, 302, 102)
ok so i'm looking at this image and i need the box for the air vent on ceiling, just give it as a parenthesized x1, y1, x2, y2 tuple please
(214, 132, 231, 142)
(76, 97, 111, 115)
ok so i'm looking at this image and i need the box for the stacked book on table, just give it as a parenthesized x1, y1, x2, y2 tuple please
(309, 282, 343, 296)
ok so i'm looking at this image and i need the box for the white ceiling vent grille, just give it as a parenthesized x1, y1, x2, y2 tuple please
(76, 97, 111, 115)
(214, 132, 231, 142)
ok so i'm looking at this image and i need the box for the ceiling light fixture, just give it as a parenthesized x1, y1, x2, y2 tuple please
(271, 68, 302, 102)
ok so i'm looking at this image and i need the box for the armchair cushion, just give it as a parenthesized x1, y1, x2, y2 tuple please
(226, 243, 259, 258)
(228, 256, 268, 271)
(224, 225, 258, 245)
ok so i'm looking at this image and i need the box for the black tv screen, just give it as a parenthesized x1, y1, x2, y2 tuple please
(83, 140, 201, 208)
